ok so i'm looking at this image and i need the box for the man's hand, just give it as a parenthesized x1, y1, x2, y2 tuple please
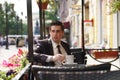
(52, 54, 65, 62)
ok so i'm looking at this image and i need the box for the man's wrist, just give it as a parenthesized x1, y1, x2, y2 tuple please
(46, 56, 53, 62)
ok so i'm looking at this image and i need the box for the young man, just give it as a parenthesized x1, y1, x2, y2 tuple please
(33, 21, 71, 66)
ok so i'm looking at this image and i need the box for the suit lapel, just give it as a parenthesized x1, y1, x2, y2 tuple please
(48, 39, 54, 55)
(61, 41, 70, 55)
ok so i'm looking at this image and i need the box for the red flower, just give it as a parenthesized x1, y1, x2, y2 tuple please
(18, 48, 23, 55)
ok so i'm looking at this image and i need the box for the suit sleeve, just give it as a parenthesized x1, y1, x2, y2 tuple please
(33, 40, 55, 66)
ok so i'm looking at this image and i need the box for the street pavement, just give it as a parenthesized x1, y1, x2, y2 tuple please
(0, 45, 28, 67)
(0, 45, 120, 71)
(86, 54, 120, 71)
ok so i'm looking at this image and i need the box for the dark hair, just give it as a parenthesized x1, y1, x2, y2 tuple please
(49, 21, 64, 31)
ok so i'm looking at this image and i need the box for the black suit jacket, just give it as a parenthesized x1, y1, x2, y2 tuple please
(33, 39, 71, 66)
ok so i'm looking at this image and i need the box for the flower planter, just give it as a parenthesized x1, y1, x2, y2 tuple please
(37, 2, 48, 10)
(93, 51, 119, 59)
(12, 63, 31, 80)
(1, 49, 29, 80)
(42, 2, 48, 9)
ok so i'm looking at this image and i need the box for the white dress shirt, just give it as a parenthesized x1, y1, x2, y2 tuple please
(46, 38, 67, 66)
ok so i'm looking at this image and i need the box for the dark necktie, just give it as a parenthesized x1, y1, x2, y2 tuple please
(57, 45, 62, 54)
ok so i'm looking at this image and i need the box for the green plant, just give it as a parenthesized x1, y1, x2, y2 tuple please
(0, 49, 28, 79)
(41, 0, 49, 3)
(110, 0, 120, 13)
(36, 0, 49, 3)
(0, 70, 16, 80)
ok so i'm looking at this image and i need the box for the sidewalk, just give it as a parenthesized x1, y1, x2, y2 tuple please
(86, 54, 120, 71)
(0, 45, 120, 71)
(0, 45, 28, 65)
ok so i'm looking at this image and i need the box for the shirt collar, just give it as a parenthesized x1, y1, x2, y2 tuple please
(50, 38, 61, 48)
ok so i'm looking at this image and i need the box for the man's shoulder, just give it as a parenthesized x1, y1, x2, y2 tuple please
(61, 41, 69, 46)
(37, 39, 51, 44)
(38, 39, 48, 42)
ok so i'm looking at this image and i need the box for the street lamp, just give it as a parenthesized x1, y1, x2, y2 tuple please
(16, 16, 19, 35)
(20, 19, 23, 36)
(4, 2, 14, 49)
(20, 12, 23, 37)
(5, 3, 9, 49)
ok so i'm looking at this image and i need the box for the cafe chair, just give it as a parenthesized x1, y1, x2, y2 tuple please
(70, 48, 87, 64)
(31, 63, 111, 80)
(98, 70, 120, 80)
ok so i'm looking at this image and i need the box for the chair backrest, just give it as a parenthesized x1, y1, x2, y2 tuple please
(83, 62, 111, 71)
(98, 70, 120, 80)
(70, 48, 82, 53)
(70, 48, 87, 64)
(32, 63, 111, 80)
(37, 70, 120, 80)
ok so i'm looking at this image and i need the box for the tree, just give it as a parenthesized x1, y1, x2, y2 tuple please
(0, 2, 27, 36)
(44, 0, 59, 26)
(0, 4, 5, 35)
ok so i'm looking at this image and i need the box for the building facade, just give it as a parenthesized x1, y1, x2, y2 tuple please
(60, 0, 120, 48)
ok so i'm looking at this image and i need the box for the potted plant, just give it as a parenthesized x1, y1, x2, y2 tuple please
(110, 0, 120, 13)
(41, 0, 49, 3)
(92, 50, 119, 59)
(0, 49, 29, 80)
(36, 0, 49, 9)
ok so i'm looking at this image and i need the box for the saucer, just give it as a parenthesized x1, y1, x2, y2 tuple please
(62, 63, 77, 66)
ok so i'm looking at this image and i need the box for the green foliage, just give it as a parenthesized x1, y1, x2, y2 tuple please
(0, 49, 28, 80)
(0, 1, 27, 35)
(41, 0, 49, 3)
(0, 70, 14, 80)
(45, 10, 58, 21)
(22, 24, 28, 35)
(0, 3, 5, 35)
(44, 0, 59, 26)
(110, 0, 120, 13)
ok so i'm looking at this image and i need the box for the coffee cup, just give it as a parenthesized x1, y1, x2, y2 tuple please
(65, 55, 74, 64)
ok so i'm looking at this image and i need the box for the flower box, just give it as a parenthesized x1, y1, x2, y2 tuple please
(37, 1, 48, 9)
(0, 49, 29, 80)
(12, 63, 31, 80)
(93, 51, 119, 59)
(42, 2, 48, 9)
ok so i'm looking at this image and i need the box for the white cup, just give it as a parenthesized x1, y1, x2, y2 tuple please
(65, 55, 74, 64)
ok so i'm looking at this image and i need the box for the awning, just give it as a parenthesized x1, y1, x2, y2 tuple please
(63, 22, 70, 28)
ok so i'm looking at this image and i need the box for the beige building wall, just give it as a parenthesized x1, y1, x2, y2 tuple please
(68, 0, 117, 48)
(85, 0, 115, 48)
(85, 0, 98, 46)
(100, 0, 114, 48)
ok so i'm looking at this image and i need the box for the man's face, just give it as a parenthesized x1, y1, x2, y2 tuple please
(50, 25, 64, 43)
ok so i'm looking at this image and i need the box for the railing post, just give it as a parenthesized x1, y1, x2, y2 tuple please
(26, 0, 33, 62)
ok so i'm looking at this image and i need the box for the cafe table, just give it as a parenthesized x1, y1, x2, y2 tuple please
(31, 63, 112, 80)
